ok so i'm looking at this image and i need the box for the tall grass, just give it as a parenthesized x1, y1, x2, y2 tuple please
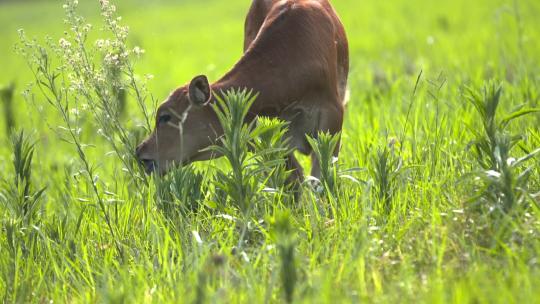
(466, 83, 540, 246)
(0, 131, 46, 302)
(306, 132, 341, 195)
(270, 211, 297, 303)
(0, 83, 16, 136)
(1, 131, 45, 227)
(209, 89, 291, 249)
(1, 0, 540, 302)
(370, 145, 404, 217)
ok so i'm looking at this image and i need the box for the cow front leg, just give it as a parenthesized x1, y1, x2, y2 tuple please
(285, 153, 304, 200)
(286, 153, 304, 184)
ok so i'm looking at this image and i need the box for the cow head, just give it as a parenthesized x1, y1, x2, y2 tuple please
(136, 75, 222, 175)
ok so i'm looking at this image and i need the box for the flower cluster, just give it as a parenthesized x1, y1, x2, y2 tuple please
(19, 0, 154, 162)
(93, 1, 145, 69)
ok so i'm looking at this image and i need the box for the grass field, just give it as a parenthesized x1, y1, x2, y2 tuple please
(1, 0, 540, 303)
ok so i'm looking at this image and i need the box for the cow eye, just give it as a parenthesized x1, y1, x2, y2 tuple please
(158, 114, 172, 125)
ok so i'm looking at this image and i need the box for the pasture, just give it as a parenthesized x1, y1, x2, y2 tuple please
(1, 0, 540, 302)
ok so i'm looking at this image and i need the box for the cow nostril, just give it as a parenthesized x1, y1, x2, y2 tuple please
(138, 158, 157, 173)
(140, 158, 153, 166)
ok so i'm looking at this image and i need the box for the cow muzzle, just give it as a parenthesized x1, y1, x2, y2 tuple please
(135, 143, 157, 174)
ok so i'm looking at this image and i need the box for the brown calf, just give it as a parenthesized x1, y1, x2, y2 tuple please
(136, 0, 349, 183)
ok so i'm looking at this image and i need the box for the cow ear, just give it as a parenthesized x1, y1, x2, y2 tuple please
(188, 75, 212, 106)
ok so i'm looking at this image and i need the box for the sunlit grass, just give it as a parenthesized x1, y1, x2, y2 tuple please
(1, 0, 539, 302)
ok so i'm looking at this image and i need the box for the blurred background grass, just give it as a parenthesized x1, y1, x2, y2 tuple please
(0, 1, 539, 301)
(2, 0, 539, 98)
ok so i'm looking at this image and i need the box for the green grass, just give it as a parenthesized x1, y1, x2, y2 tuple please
(1, 0, 540, 302)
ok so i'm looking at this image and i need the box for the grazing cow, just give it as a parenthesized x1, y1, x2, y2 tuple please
(136, 0, 349, 185)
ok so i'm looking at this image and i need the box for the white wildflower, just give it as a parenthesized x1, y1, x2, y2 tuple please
(104, 53, 120, 66)
(506, 157, 516, 166)
(59, 38, 71, 49)
(133, 46, 145, 56)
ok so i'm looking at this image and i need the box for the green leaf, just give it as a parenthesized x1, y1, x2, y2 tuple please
(500, 108, 540, 129)
(513, 147, 540, 168)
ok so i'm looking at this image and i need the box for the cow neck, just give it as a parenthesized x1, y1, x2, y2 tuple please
(209, 45, 284, 116)
(210, 73, 267, 114)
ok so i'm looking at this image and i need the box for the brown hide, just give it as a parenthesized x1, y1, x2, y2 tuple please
(136, 0, 349, 182)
